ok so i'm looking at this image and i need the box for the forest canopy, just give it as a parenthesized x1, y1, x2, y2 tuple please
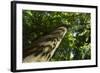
(23, 10, 91, 61)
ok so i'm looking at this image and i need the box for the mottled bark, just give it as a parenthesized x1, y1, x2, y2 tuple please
(23, 26, 67, 63)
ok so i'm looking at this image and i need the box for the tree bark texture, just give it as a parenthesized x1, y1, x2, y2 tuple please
(23, 26, 67, 63)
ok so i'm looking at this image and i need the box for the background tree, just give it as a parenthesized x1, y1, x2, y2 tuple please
(23, 10, 91, 61)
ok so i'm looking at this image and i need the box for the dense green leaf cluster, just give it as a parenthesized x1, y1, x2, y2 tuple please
(23, 10, 91, 61)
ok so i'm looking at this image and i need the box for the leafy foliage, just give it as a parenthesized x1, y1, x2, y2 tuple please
(23, 10, 91, 61)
